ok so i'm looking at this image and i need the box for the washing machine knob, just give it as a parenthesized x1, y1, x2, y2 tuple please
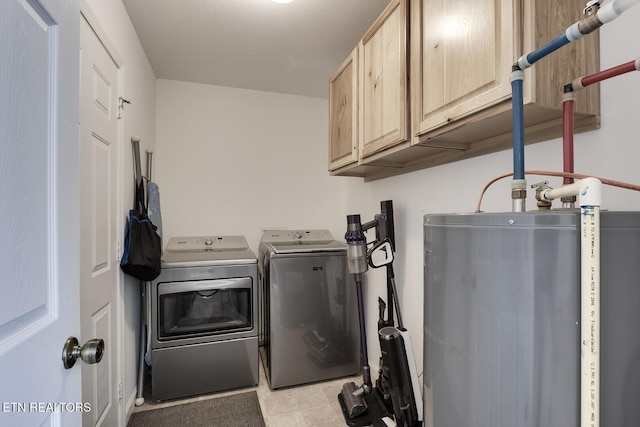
(294, 231, 304, 239)
(204, 237, 213, 245)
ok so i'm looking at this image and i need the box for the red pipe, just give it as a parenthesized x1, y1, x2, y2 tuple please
(562, 58, 639, 187)
(562, 94, 575, 185)
(577, 59, 638, 88)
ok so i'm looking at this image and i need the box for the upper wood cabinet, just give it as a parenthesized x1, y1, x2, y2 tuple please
(412, 0, 515, 136)
(329, 47, 358, 171)
(408, 0, 600, 174)
(360, 0, 409, 158)
(329, 0, 600, 180)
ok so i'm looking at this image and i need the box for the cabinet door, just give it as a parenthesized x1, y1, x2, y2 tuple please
(361, 0, 408, 158)
(329, 47, 358, 171)
(413, 0, 515, 137)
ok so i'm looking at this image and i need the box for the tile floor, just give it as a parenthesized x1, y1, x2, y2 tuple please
(131, 362, 356, 427)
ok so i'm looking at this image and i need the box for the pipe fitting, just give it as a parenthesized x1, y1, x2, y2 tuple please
(511, 188, 527, 200)
(561, 195, 577, 209)
(532, 181, 553, 210)
(511, 179, 527, 212)
(578, 12, 603, 34)
(536, 194, 552, 210)
(562, 91, 576, 103)
(512, 188, 527, 199)
(578, 177, 602, 207)
(565, 22, 584, 42)
(510, 69, 525, 82)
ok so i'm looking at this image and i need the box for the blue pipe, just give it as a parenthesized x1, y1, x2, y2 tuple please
(511, 70, 525, 180)
(520, 34, 571, 69)
(511, 32, 570, 181)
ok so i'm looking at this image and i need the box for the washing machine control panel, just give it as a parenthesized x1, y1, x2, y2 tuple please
(261, 229, 334, 243)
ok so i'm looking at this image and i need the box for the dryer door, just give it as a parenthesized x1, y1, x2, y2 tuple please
(157, 278, 253, 340)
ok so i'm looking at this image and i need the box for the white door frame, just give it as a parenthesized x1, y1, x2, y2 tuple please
(79, 2, 126, 425)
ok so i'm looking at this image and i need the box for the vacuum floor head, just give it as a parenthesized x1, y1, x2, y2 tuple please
(340, 381, 367, 418)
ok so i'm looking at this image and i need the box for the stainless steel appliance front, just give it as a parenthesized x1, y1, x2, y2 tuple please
(149, 236, 258, 401)
(259, 230, 359, 389)
(423, 211, 640, 426)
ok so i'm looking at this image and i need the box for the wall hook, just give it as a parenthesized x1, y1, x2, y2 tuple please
(118, 97, 131, 119)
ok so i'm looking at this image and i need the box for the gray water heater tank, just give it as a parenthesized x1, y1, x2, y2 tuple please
(423, 211, 640, 427)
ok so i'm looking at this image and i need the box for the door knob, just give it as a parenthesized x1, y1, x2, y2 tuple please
(62, 337, 105, 369)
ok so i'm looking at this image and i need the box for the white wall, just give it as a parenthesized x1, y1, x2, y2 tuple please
(155, 80, 352, 250)
(155, 4, 640, 388)
(83, 0, 156, 420)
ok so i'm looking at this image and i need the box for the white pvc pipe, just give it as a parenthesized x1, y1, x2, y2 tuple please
(598, 0, 640, 23)
(542, 182, 580, 201)
(540, 178, 602, 427)
(578, 178, 601, 427)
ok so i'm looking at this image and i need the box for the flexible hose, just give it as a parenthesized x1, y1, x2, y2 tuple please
(475, 170, 640, 212)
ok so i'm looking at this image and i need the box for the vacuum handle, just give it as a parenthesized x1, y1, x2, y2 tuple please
(368, 238, 394, 268)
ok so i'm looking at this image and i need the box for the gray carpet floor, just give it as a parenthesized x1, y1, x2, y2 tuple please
(127, 391, 266, 427)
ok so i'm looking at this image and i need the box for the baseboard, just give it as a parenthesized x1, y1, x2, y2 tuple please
(125, 387, 138, 424)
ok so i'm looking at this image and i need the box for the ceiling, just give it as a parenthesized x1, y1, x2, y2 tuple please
(122, 0, 391, 99)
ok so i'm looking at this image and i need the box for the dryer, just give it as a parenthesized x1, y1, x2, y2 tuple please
(258, 230, 359, 389)
(149, 236, 258, 401)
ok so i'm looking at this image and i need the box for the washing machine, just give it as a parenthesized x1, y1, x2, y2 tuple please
(149, 236, 258, 402)
(258, 229, 359, 389)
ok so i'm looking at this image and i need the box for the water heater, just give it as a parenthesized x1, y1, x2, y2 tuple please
(423, 211, 640, 426)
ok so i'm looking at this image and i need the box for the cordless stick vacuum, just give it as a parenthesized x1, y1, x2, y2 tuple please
(338, 201, 423, 427)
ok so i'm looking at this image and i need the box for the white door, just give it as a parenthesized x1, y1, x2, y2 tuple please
(79, 15, 121, 427)
(0, 0, 82, 426)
